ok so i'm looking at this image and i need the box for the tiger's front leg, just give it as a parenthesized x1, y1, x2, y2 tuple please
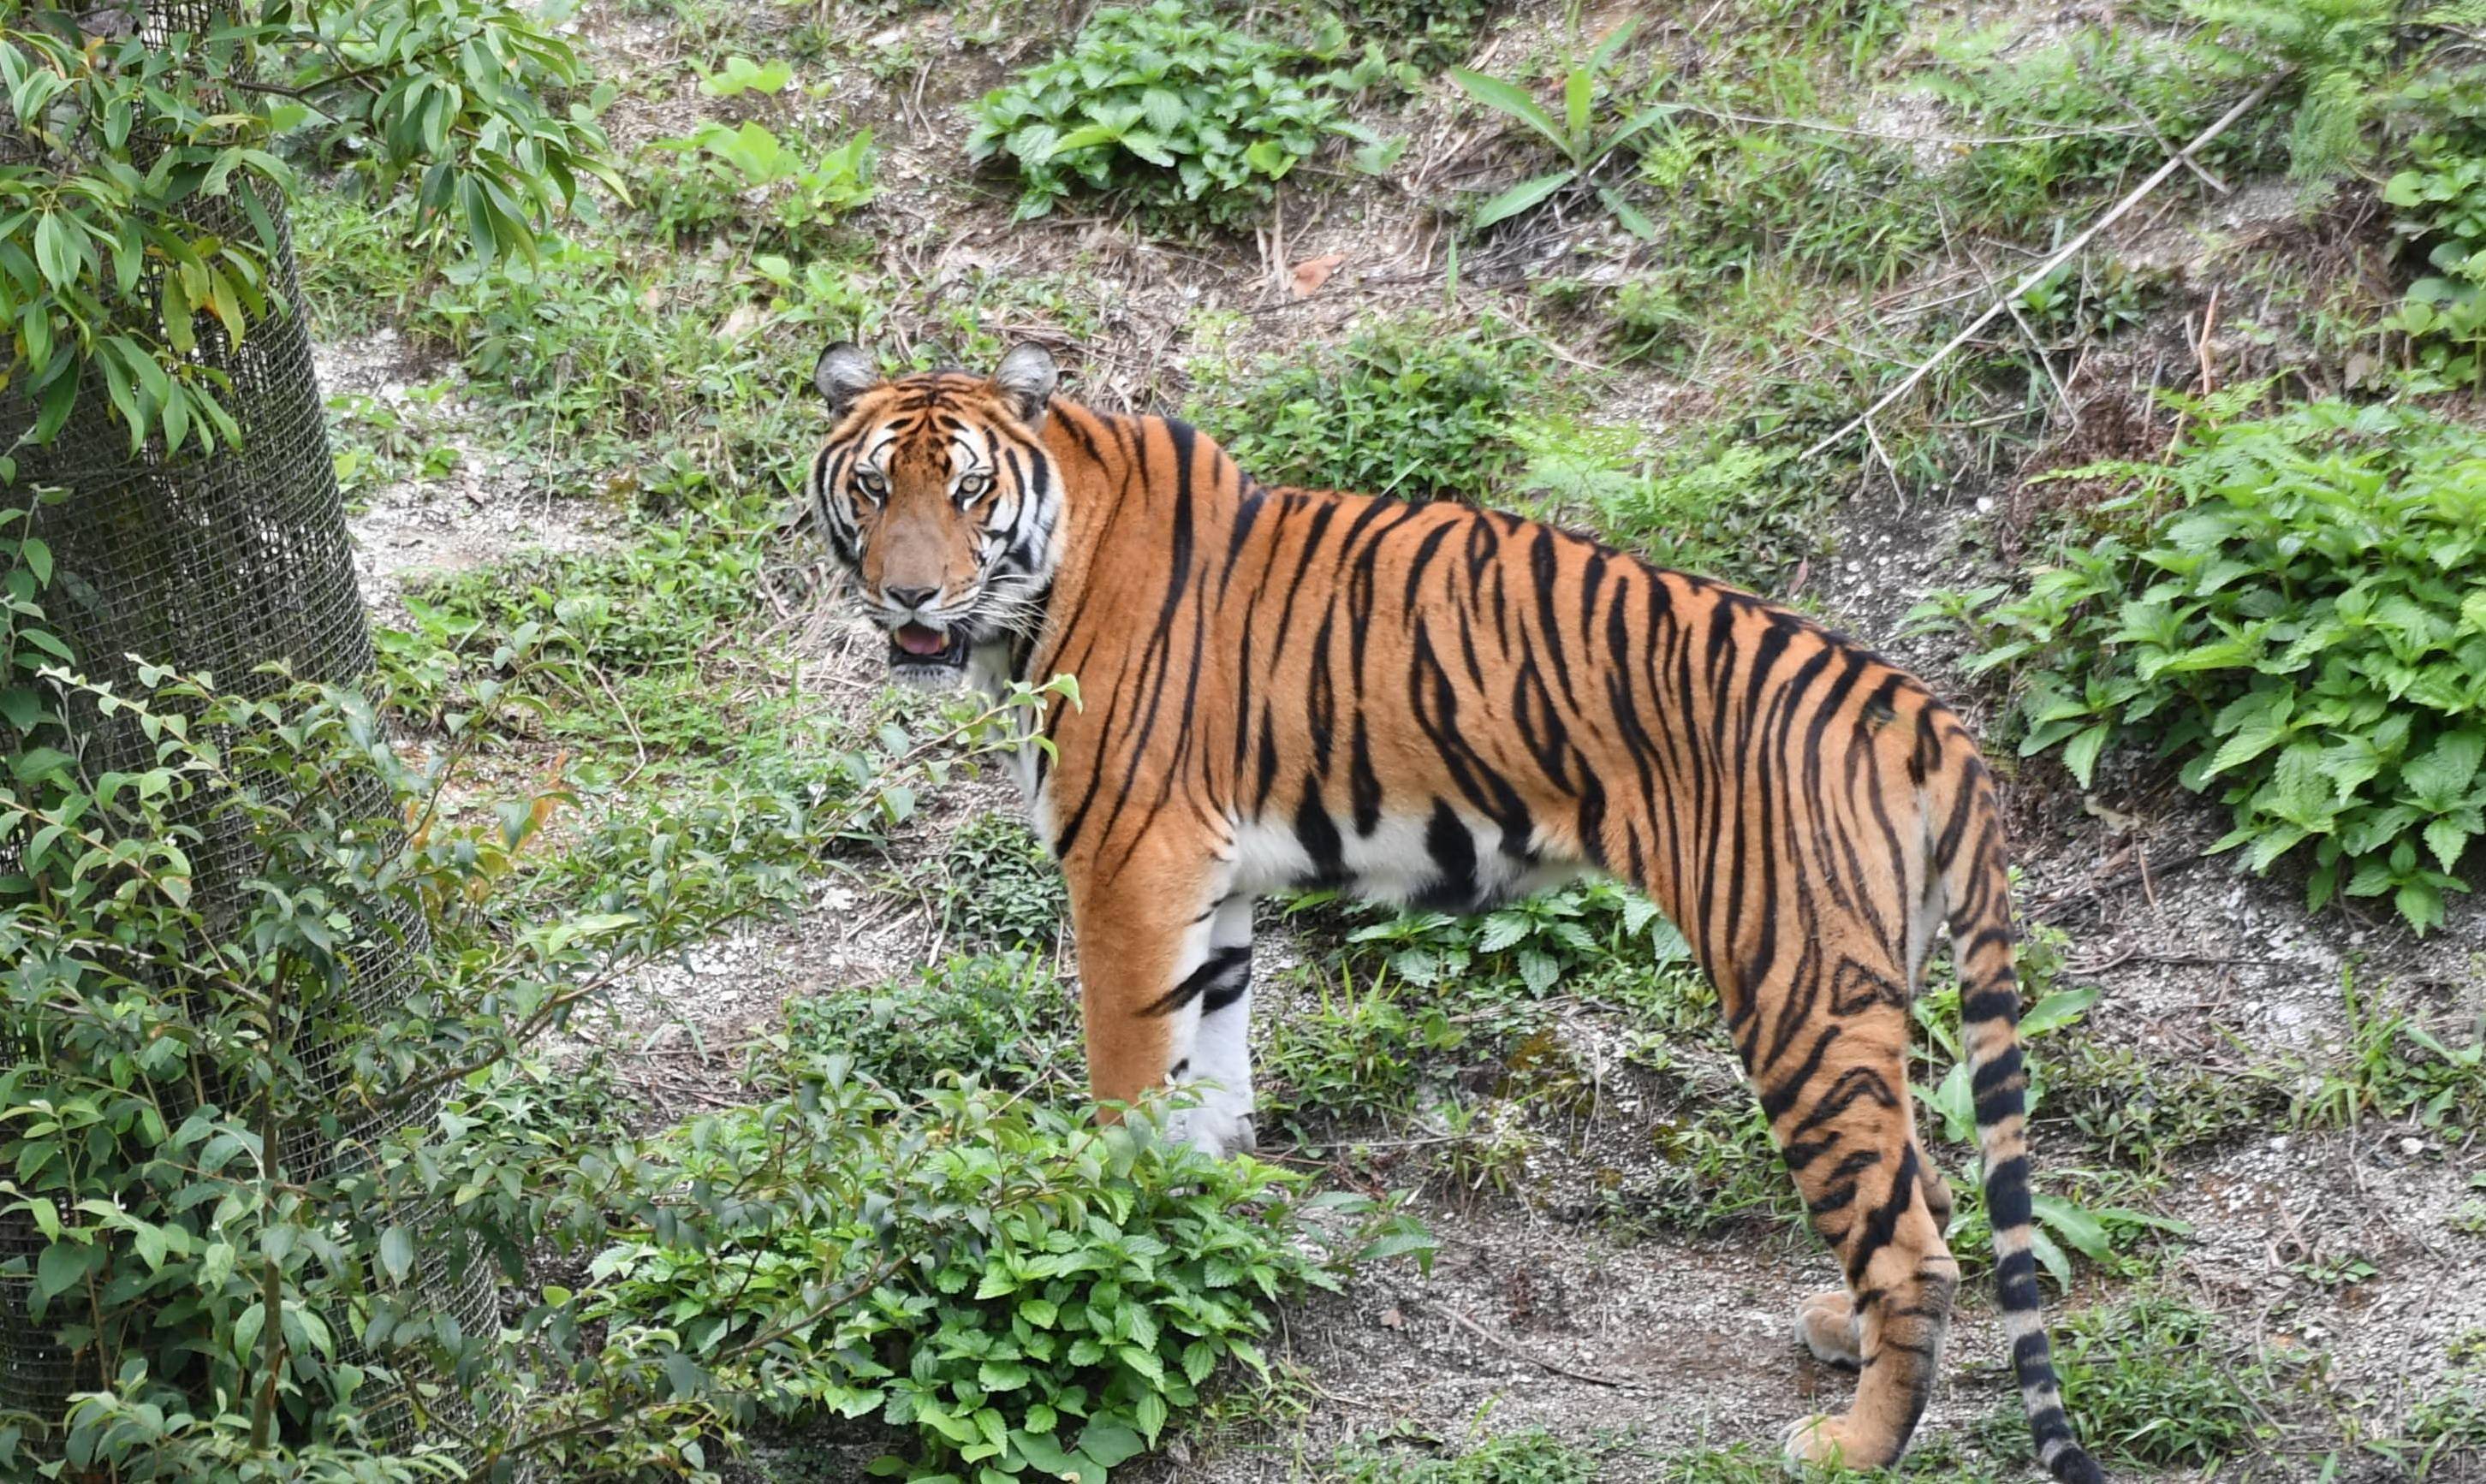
(1068, 849, 1258, 1156)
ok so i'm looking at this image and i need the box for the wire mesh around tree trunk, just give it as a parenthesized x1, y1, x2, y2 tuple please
(0, 175, 499, 1465)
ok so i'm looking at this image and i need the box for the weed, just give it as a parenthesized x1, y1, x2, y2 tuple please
(1336, 878, 1690, 999)
(1453, 22, 1674, 237)
(326, 386, 463, 503)
(1191, 315, 1545, 501)
(1323, 1422, 1609, 1482)
(769, 953, 1079, 1095)
(2381, 1334, 2486, 1478)
(2294, 969, 2486, 1132)
(2381, 74, 2486, 389)
(969, 2, 1359, 229)
(1258, 959, 1466, 1142)
(2052, 1042, 2290, 1170)
(1932, 396, 2486, 933)
(1515, 421, 1816, 583)
(639, 122, 877, 254)
(396, 499, 773, 682)
(1338, 0, 1491, 72)
(2050, 1298, 2275, 1468)
(937, 813, 1068, 953)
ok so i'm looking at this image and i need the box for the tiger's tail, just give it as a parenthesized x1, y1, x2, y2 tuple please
(1935, 747, 2105, 1484)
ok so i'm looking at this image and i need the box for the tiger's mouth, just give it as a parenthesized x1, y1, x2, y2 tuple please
(888, 621, 969, 677)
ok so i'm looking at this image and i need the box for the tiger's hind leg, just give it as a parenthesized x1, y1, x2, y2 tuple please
(1797, 1149, 1954, 1368)
(1752, 993, 1960, 1470)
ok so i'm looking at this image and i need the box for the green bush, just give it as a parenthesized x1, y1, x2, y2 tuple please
(1943, 397, 2486, 932)
(639, 122, 877, 252)
(1341, 0, 1490, 71)
(585, 1073, 1380, 1481)
(773, 953, 1079, 1094)
(967, 2, 1351, 227)
(1192, 317, 1543, 501)
(937, 813, 1068, 953)
(2382, 76, 2486, 389)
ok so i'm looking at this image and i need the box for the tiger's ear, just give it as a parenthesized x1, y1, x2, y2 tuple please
(989, 342, 1058, 429)
(813, 342, 881, 417)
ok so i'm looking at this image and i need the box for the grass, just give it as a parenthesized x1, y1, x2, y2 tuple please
(1321, 1423, 1613, 1482)
(2047, 1297, 2278, 1469)
(1189, 314, 1549, 501)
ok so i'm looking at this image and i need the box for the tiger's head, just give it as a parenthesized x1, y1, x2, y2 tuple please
(805, 342, 1063, 684)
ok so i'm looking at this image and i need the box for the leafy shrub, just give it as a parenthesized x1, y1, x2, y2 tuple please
(1942, 397, 2486, 932)
(1191, 317, 1543, 501)
(585, 1073, 1375, 1481)
(2382, 76, 2486, 389)
(772, 953, 1079, 1094)
(968, 2, 1351, 227)
(1341, 0, 1491, 72)
(639, 122, 877, 252)
(1336, 878, 1687, 996)
(937, 813, 1067, 953)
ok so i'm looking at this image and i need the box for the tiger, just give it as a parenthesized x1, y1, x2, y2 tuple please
(800, 340, 2106, 1482)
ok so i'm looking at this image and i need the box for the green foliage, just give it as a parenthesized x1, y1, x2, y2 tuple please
(937, 813, 1068, 953)
(1337, 879, 1688, 997)
(640, 122, 877, 252)
(1191, 316, 1543, 500)
(968, 2, 1353, 228)
(395, 499, 774, 683)
(584, 1072, 1362, 1482)
(1339, 0, 1492, 72)
(325, 387, 461, 504)
(1516, 423, 1813, 582)
(0, 0, 613, 454)
(2053, 1299, 2275, 1468)
(1922, 22, 2281, 236)
(1325, 1423, 1607, 1483)
(1937, 397, 2486, 933)
(0, 649, 1068, 1475)
(2293, 969, 2486, 1132)
(1258, 959, 1466, 1138)
(772, 953, 1079, 1095)
(2186, 0, 2403, 186)
(2382, 76, 2486, 389)
(1451, 21, 1672, 237)
(1641, 122, 1936, 288)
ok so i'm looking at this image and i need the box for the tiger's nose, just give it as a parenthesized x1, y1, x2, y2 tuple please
(884, 585, 938, 612)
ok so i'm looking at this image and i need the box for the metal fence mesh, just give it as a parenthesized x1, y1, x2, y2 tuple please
(0, 5, 498, 1454)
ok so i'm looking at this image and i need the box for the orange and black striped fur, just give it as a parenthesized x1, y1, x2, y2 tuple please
(802, 342, 2104, 1481)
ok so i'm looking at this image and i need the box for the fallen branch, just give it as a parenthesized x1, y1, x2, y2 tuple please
(1441, 1307, 1654, 1393)
(1801, 74, 2287, 464)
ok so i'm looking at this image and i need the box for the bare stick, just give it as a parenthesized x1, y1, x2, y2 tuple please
(1801, 75, 2286, 463)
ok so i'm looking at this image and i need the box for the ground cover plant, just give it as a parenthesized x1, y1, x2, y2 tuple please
(8, 0, 2486, 1478)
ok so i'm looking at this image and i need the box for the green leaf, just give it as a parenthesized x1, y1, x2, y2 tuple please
(1449, 69, 1568, 154)
(1077, 1422, 1145, 1468)
(379, 1227, 414, 1284)
(1472, 169, 1573, 227)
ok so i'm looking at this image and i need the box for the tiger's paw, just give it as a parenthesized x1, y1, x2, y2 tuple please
(1164, 1083, 1258, 1159)
(1795, 1290, 1863, 1368)
(1780, 1414, 1864, 1473)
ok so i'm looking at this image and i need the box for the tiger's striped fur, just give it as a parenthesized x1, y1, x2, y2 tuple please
(802, 343, 2104, 1481)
